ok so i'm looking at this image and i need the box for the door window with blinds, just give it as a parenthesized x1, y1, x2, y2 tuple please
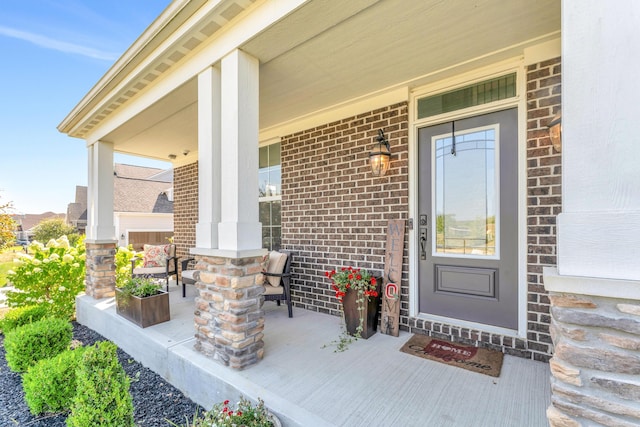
(259, 142, 281, 250)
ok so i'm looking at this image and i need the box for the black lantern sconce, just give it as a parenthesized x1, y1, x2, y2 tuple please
(369, 129, 391, 177)
(547, 112, 562, 153)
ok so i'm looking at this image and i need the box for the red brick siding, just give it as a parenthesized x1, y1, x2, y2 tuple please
(173, 59, 560, 361)
(173, 162, 198, 261)
(281, 103, 410, 319)
(525, 57, 562, 361)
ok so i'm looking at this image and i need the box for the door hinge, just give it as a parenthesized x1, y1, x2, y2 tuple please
(408, 218, 414, 230)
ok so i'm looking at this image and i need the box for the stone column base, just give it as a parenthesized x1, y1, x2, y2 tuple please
(193, 254, 266, 370)
(85, 241, 117, 299)
(545, 290, 640, 426)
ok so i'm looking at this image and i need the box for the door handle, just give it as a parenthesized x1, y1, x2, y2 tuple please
(420, 229, 427, 260)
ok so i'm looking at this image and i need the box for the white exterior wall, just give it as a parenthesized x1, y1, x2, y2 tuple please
(114, 213, 173, 247)
(558, 0, 640, 281)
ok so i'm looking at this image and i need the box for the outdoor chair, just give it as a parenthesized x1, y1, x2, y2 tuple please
(262, 250, 293, 318)
(179, 257, 197, 298)
(131, 244, 178, 292)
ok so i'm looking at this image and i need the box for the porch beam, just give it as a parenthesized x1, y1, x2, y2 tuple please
(86, 141, 115, 242)
(195, 65, 222, 249)
(217, 49, 262, 252)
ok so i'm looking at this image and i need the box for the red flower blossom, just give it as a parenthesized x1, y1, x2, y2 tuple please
(371, 277, 377, 285)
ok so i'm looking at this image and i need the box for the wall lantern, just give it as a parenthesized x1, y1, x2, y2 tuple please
(369, 129, 391, 177)
(547, 112, 562, 153)
(120, 233, 126, 240)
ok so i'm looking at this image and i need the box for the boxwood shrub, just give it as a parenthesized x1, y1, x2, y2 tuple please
(22, 347, 87, 415)
(67, 341, 134, 427)
(0, 304, 48, 334)
(3, 317, 72, 372)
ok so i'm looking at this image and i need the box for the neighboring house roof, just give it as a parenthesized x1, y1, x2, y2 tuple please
(66, 164, 173, 220)
(12, 212, 66, 232)
(67, 186, 88, 227)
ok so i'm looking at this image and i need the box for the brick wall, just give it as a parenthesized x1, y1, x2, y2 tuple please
(173, 59, 561, 361)
(281, 103, 410, 319)
(526, 57, 562, 361)
(173, 162, 198, 261)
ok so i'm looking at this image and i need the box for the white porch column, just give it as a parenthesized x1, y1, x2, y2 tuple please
(218, 49, 262, 252)
(557, 0, 640, 281)
(87, 140, 115, 241)
(192, 50, 265, 370)
(544, 2, 640, 425)
(85, 140, 116, 299)
(195, 66, 222, 249)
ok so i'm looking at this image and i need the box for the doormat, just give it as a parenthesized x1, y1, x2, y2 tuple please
(400, 334, 503, 377)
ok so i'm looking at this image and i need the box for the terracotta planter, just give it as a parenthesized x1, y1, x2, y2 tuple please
(341, 286, 380, 339)
(115, 288, 170, 328)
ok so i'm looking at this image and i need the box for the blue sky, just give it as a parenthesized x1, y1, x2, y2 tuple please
(0, 1, 172, 215)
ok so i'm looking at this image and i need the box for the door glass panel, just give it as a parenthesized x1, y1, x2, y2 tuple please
(433, 126, 498, 257)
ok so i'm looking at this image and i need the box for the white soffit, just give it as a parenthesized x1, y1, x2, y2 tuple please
(67, 0, 560, 161)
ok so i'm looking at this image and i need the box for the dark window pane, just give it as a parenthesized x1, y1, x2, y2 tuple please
(259, 146, 269, 168)
(272, 202, 281, 225)
(259, 202, 271, 224)
(269, 143, 281, 167)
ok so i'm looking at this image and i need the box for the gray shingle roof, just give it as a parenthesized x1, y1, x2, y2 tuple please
(66, 164, 174, 217)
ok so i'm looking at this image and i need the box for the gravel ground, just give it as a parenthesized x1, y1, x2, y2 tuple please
(0, 322, 203, 427)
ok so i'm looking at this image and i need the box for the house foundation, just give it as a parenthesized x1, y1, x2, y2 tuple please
(84, 241, 116, 299)
(545, 282, 640, 426)
(193, 254, 266, 370)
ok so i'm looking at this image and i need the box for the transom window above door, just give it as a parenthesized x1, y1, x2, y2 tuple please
(417, 73, 516, 119)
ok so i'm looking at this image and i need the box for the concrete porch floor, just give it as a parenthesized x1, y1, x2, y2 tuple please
(76, 282, 551, 427)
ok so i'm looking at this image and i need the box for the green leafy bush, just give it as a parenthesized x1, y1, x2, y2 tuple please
(118, 276, 163, 298)
(67, 341, 134, 427)
(5, 236, 85, 320)
(4, 317, 72, 372)
(23, 347, 87, 415)
(32, 218, 80, 246)
(115, 245, 140, 289)
(0, 304, 48, 333)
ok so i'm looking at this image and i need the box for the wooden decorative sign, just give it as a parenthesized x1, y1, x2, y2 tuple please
(380, 219, 405, 337)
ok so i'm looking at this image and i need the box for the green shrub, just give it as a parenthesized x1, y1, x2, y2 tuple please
(23, 347, 87, 415)
(5, 236, 85, 320)
(3, 317, 72, 372)
(0, 304, 48, 334)
(115, 245, 140, 289)
(67, 341, 134, 427)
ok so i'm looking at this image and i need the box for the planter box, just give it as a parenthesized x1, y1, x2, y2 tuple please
(115, 288, 170, 328)
(342, 284, 381, 339)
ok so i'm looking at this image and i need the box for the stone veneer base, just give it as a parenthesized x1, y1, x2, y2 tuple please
(192, 253, 267, 370)
(544, 270, 640, 426)
(85, 241, 117, 299)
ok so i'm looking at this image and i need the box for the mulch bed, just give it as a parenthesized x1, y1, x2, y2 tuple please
(0, 322, 203, 426)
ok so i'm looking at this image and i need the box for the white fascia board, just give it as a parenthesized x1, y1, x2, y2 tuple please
(78, 0, 311, 143)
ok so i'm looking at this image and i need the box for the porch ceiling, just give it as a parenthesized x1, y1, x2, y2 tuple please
(103, 0, 560, 161)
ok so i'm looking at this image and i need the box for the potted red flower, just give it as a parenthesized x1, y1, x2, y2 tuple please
(325, 266, 380, 345)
